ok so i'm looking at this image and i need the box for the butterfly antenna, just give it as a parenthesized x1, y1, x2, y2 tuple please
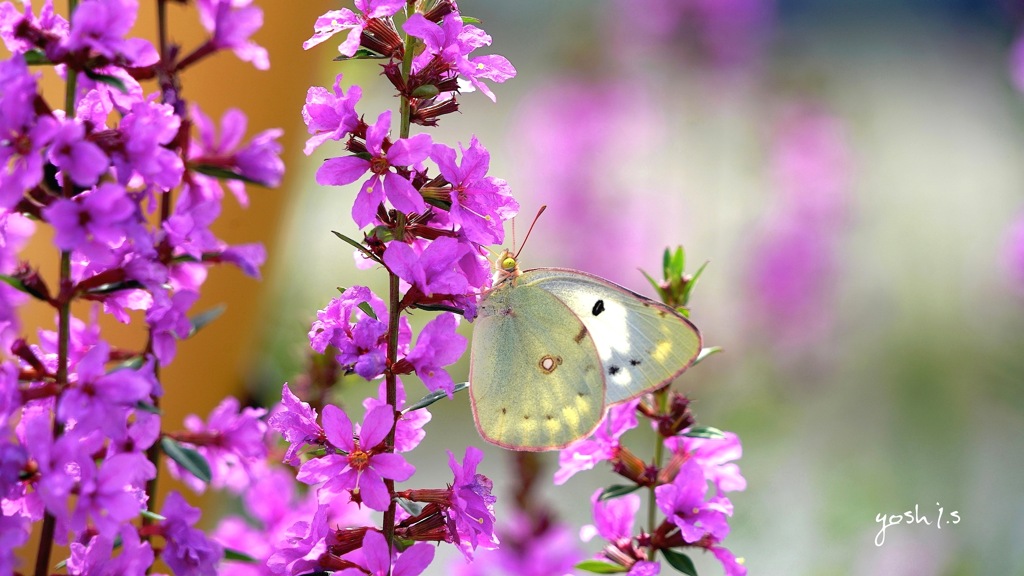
(514, 205, 547, 260)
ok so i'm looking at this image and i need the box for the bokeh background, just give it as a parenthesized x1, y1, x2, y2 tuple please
(16, 0, 1024, 574)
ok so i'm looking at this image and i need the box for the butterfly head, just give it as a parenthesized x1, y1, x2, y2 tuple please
(493, 248, 522, 284)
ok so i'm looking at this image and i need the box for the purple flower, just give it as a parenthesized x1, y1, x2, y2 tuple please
(446, 446, 498, 558)
(403, 13, 516, 102)
(362, 378, 430, 453)
(315, 110, 431, 227)
(654, 459, 733, 544)
(66, 0, 158, 65)
(56, 341, 154, 435)
(302, 73, 363, 155)
(629, 561, 661, 576)
(451, 513, 581, 576)
(555, 399, 640, 485)
(266, 503, 331, 576)
(190, 105, 283, 206)
(0, 1, 69, 55)
(66, 524, 154, 576)
(405, 312, 466, 396)
(338, 530, 435, 576)
(303, 1, 405, 56)
(166, 397, 268, 494)
(268, 383, 323, 466)
(114, 98, 184, 190)
(43, 182, 136, 264)
(665, 431, 746, 495)
(710, 545, 747, 576)
(197, 0, 269, 70)
(580, 488, 640, 545)
(160, 491, 224, 576)
(384, 236, 487, 298)
(309, 285, 411, 380)
(0, 511, 30, 575)
(47, 119, 109, 187)
(296, 404, 415, 511)
(0, 56, 59, 208)
(430, 138, 518, 244)
(145, 289, 198, 364)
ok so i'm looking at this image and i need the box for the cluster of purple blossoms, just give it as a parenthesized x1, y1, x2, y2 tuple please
(558, 394, 747, 576)
(265, 1, 515, 574)
(0, 0, 282, 573)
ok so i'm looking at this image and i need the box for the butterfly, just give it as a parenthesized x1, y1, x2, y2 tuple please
(469, 250, 703, 451)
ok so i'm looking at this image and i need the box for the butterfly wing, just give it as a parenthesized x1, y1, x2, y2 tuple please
(520, 269, 702, 404)
(469, 281, 606, 451)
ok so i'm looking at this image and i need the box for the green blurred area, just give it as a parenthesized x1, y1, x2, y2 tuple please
(253, 2, 1024, 575)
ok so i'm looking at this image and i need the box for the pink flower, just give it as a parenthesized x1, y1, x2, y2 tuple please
(580, 488, 640, 545)
(303, 73, 363, 155)
(555, 399, 640, 485)
(268, 383, 323, 466)
(296, 405, 415, 511)
(337, 530, 434, 576)
(405, 312, 466, 396)
(362, 379, 430, 453)
(445, 446, 498, 557)
(655, 459, 733, 544)
(160, 491, 224, 576)
(664, 431, 746, 495)
(303, 0, 405, 56)
(430, 138, 518, 244)
(197, 0, 269, 70)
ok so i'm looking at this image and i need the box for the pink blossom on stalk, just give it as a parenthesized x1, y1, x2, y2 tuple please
(66, 0, 158, 66)
(197, 0, 269, 70)
(0, 511, 29, 574)
(159, 491, 224, 576)
(402, 13, 517, 102)
(302, 73, 363, 155)
(114, 98, 184, 190)
(430, 138, 518, 244)
(145, 289, 199, 364)
(336, 530, 435, 576)
(710, 545, 747, 576)
(664, 431, 746, 495)
(629, 562, 661, 576)
(555, 399, 640, 485)
(654, 459, 733, 544)
(384, 236, 488, 298)
(1010, 33, 1024, 94)
(266, 503, 331, 576)
(190, 105, 285, 206)
(316, 110, 431, 227)
(0, 1, 69, 55)
(580, 488, 640, 545)
(66, 524, 155, 576)
(43, 182, 136, 265)
(405, 312, 466, 396)
(268, 383, 323, 466)
(445, 446, 498, 558)
(166, 397, 269, 493)
(303, 0, 405, 56)
(451, 512, 581, 576)
(47, 118, 109, 187)
(296, 404, 415, 511)
(362, 379, 430, 453)
(0, 55, 59, 208)
(55, 341, 154, 435)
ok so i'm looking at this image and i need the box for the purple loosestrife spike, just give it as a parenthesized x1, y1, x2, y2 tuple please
(581, 488, 641, 545)
(66, 0, 158, 66)
(266, 503, 331, 575)
(555, 398, 640, 485)
(303, 0, 405, 56)
(445, 446, 498, 558)
(303, 74, 363, 155)
(664, 431, 746, 495)
(197, 0, 269, 70)
(336, 530, 435, 576)
(47, 119, 109, 187)
(405, 312, 466, 397)
(429, 138, 518, 245)
(268, 383, 324, 466)
(66, 524, 154, 575)
(0, 56, 59, 208)
(654, 459, 733, 544)
(363, 378, 430, 453)
(160, 491, 224, 576)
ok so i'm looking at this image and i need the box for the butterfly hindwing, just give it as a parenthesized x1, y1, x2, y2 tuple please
(469, 281, 606, 451)
(520, 268, 703, 404)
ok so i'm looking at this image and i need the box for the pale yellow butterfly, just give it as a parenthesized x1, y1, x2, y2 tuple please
(469, 249, 703, 451)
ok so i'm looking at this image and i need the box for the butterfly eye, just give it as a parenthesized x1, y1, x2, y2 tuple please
(501, 257, 517, 271)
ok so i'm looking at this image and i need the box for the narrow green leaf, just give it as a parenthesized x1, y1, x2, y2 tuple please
(139, 509, 166, 522)
(356, 301, 378, 320)
(639, 268, 662, 297)
(683, 425, 726, 439)
(424, 196, 453, 211)
(118, 356, 146, 371)
(0, 274, 31, 296)
(575, 560, 628, 574)
(662, 247, 672, 278)
(191, 164, 263, 186)
(683, 260, 710, 303)
(224, 548, 259, 563)
(691, 346, 722, 367)
(661, 548, 698, 575)
(23, 49, 51, 65)
(189, 305, 226, 337)
(333, 48, 387, 60)
(403, 381, 469, 413)
(84, 280, 144, 295)
(331, 230, 381, 264)
(160, 437, 212, 483)
(397, 498, 424, 517)
(135, 400, 161, 415)
(411, 84, 440, 99)
(461, 15, 481, 24)
(83, 69, 128, 94)
(670, 246, 686, 278)
(598, 483, 642, 501)
(409, 302, 465, 315)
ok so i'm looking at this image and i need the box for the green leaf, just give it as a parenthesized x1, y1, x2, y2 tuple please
(461, 15, 481, 24)
(332, 230, 381, 264)
(662, 247, 672, 279)
(639, 268, 662, 298)
(161, 437, 212, 484)
(135, 400, 161, 415)
(409, 302, 465, 315)
(189, 305, 226, 337)
(669, 246, 686, 279)
(139, 509, 166, 522)
(683, 260, 710, 303)
(397, 497, 424, 517)
(118, 356, 146, 371)
(333, 48, 387, 60)
(691, 346, 722, 367)
(661, 548, 698, 575)
(224, 548, 259, 563)
(411, 84, 440, 99)
(598, 483, 642, 501)
(83, 69, 129, 94)
(356, 301, 378, 320)
(403, 381, 469, 413)
(23, 49, 51, 65)
(575, 560, 628, 574)
(0, 274, 31, 296)
(83, 280, 144, 295)
(683, 425, 726, 439)
(424, 196, 453, 211)
(191, 164, 264, 186)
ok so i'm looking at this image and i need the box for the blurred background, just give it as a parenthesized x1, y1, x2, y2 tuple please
(16, 0, 1024, 574)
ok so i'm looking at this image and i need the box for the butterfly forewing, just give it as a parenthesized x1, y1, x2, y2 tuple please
(470, 281, 606, 451)
(521, 269, 702, 404)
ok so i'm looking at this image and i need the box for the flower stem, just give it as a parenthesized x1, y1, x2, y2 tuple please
(647, 386, 669, 560)
(35, 4, 78, 572)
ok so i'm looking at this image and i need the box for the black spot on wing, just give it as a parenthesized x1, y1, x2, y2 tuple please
(501, 408, 507, 414)
(608, 365, 621, 376)
(630, 359, 641, 366)
(592, 300, 605, 316)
